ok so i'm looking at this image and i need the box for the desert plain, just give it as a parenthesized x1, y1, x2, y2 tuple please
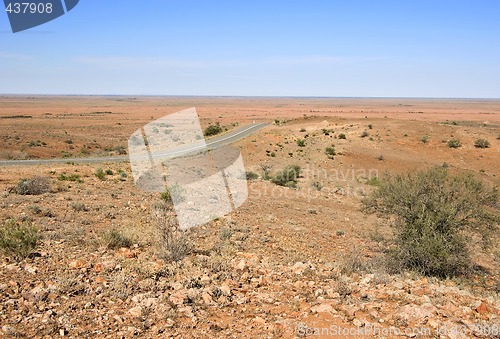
(0, 96, 499, 338)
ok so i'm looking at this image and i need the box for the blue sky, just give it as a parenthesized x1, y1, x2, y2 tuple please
(1, 1, 499, 97)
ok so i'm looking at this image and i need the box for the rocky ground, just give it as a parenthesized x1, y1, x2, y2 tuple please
(1, 111, 499, 338)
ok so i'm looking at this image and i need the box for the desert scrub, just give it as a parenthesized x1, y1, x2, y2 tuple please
(447, 139, 461, 148)
(363, 166, 499, 278)
(203, 123, 222, 137)
(71, 202, 88, 212)
(13, 176, 51, 195)
(95, 168, 106, 180)
(160, 183, 186, 205)
(245, 171, 259, 180)
(102, 228, 133, 249)
(420, 135, 429, 144)
(0, 219, 40, 260)
(296, 139, 306, 147)
(260, 164, 273, 180)
(325, 145, 336, 157)
(58, 173, 83, 183)
(271, 165, 301, 188)
(152, 202, 191, 262)
(474, 138, 490, 149)
(338, 133, 346, 139)
(311, 181, 323, 191)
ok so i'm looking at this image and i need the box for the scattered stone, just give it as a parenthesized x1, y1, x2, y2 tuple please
(69, 259, 85, 269)
(292, 262, 308, 275)
(475, 301, 489, 315)
(397, 303, 437, 324)
(2, 325, 16, 336)
(128, 306, 142, 318)
(311, 303, 334, 314)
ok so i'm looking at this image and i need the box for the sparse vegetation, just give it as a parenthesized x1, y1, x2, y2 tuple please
(58, 173, 83, 183)
(260, 164, 273, 180)
(338, 133, 346, 139)
(363, 166, 499, 278)
(296, 139, 306, 147)
(311, 181, 323, 191)
(102, 228, 133, 249)
(245, 171, 259, 180)
(13, 176, 51, 195)
(160, 183, 186, 205)
(71, 202, 88, 212)
(152, 203, 191, 262)
(420, 135, 429, 143)
(366, 177, 382, 186)
(325, 145, 336, 158)
(95, 168, 107, 180)
(204, 123, 223, 137)
(0, 219, 40, 260)
(300, 128, 306, 132)
(447, 139, 461, 148)
(271, 165, 301, 188)
(322, 128, 334, 136)
(219, 227, 233, 240)
(474, 138, 490, 149)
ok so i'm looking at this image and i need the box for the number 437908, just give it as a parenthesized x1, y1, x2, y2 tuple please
(6, 2, 53, 14)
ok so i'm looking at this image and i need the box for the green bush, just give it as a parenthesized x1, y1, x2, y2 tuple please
(420, 135, 429, 144)
(474, 138, 490, 149)
(14, 176, 51, 195)
(272, 165, 301, 188)
(160, 183, 186, 204)
(366, 177, 382, 186)
(363, 166, 499, 278)
(325, 145, 336, 157)
(0, 219, 40, 260)
(58, 173, 83, 183)
(95, 168, 106, 180)
(338, 133, 347, 139)
(296, 139, 306, 147)
(447, 139, 461, 148)
(245, 171, 259, 180)
(204, 123, 223, 137)
(105, 169, 114, 175)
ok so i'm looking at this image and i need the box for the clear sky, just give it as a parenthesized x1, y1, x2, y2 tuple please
(1, 1, 499, 97)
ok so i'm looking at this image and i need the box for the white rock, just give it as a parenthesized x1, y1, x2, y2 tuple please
(128, 306, 142, 318)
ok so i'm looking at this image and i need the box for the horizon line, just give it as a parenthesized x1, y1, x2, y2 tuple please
(1, 94, 500, 100)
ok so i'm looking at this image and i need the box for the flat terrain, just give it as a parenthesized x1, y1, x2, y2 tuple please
(0, 96, 499, 338)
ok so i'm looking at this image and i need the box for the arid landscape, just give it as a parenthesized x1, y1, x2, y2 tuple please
(0, 96, 499, 338)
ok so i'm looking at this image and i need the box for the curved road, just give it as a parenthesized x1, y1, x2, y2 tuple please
(0, 123, 269, 167)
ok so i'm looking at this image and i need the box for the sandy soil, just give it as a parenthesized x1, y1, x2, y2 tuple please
(0, 96, 499, 338)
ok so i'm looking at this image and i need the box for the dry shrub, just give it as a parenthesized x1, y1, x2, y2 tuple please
(364, 166, 499, 278)
(0, 219, 40, 260)
(152, 202, 191, 262)
(13, 176, 51, 195)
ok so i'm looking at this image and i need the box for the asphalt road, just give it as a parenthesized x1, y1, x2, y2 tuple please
(0, 123, 269, 167)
